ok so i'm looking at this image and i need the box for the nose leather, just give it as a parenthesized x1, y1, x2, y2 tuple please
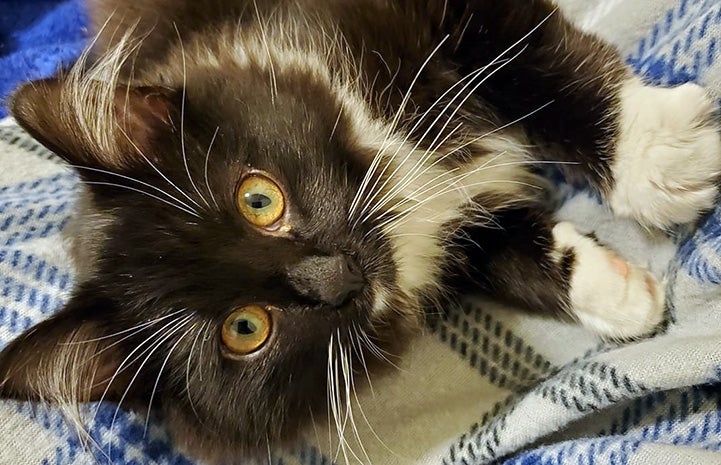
(286, 255, 365, 306)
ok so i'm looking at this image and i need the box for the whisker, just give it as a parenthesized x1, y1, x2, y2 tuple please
(80, 181, 201, 218)
(353, 57, 516, 225)
(329, 108, 344, 143)
(67, 308, 187, 346)
(358, 328, 403, 371)
(71, 165, 199, 214)
(361, 46, 529, 223)
(89, 311, 194, 368)
(354, 10, 557, 228)
(357, 63, 501, 225)
(352, 67, 487, 227)
(117, 126, 203, 210)
(266, 433, 273, 465)
(348, 35, 450, 222)
(350, 324, 374, 397)
(445, 100, 556, 158)
(197, 323, 212, 383)
(92, 314, 192, 424)
(347, 328, 403, 460)
(370, 154, 570, 233)
(143, 320, 193, 437)
(340, 336, 371, 465)
(185, 320, 208, 425)
(108, 316, 195, 456)
(375, 156, 558, 224)
(384, 179, 543, 235)
(253, 0, 279, 103)
(174, 23, 211, 209)
(204, 127, 221, 210)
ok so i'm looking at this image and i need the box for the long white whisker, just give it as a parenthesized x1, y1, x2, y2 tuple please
(348, 328, 402, 459)
(66, 308, 187, 346)
(362, 46, 529, 223)
(197, 323, 212, 383)
(92, 314, 192, 423)
(362, 158, 498, 238)
(204, 127, 221, 210)
(354, 10, 557, 228)
(384, 179, 543, 235)
(376, 157, 565, 225)
(369, 154, 570, 239)
(350, 324, 374, 397)
(446, 100, 556, 158)
(348, 35, 450, 221)
(358, 328, 403, 370)
(253, 0, 278, 103)
(357, 63, 501, 224)
(326, 334, 334, 456)
(117, 126, 203, 210)
(107, 314, 194, 456)
(185, 320, 207, 424)
(71, 165, 199, 214)
(174, 23, 210, 209)
(81, 181, 200, 218)
(352, 64, 490, 227)
(143, 321, 193, 437)
(343, 331, 372, 465)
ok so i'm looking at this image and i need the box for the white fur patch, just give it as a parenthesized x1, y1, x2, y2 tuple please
(609, 78, 721, 228)
(552, 222, 665, 339)
(371, 133, 539, 298)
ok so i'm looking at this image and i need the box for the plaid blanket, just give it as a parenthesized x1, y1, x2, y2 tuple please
(1, 1, 720, 464)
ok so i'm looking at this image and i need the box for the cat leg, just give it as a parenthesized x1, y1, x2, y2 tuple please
(458, 208, 665, 339)
(444, 0, 721, 228)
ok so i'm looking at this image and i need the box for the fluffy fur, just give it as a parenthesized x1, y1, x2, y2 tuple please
(0, 0, 719, 463)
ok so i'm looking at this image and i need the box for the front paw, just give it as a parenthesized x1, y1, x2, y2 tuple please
(609, 80, 721, 228)
(552, 222, 666, 340)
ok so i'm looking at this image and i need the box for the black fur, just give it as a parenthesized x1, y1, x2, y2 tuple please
(0, 0, 635, 462)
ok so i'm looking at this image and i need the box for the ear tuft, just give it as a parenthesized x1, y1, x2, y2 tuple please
(11, 78, 179, 172)
(0, 289, 130, 404)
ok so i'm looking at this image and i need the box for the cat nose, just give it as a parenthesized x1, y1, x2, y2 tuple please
(286, 254, 365, 306)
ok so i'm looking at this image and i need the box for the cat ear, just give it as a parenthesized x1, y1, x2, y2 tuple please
(0, 288, 134, 403)
(10, 78, 179, 171)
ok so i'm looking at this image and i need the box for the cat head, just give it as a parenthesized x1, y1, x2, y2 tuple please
(0, 31, 445, 462)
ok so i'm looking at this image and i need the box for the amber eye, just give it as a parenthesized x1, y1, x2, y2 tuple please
(237, 175, 285, 227)
(221, 306, 272, 355)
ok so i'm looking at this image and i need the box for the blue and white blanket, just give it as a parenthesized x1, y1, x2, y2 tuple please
(1, 1, 720, 464)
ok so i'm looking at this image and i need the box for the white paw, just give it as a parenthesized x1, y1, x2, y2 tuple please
(609, 79, 721, 228)
(552, 222, 665, 339)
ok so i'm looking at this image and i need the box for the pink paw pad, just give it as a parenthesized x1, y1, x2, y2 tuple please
(608, 255, 630, 278)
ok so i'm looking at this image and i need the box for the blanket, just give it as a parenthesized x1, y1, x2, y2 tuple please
(1, 1, 720, 464)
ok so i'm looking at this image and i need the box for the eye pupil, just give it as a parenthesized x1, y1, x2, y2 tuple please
(245, 193, 272, 209)
(234, 318, 257, 335)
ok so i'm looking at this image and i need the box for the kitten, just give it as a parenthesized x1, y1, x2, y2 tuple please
(1, 0, 720, 462)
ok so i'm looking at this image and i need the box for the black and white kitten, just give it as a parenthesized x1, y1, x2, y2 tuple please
(1, 0, 720, 462)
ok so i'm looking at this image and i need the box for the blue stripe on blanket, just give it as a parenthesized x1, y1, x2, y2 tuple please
(629, 0, 721, 84)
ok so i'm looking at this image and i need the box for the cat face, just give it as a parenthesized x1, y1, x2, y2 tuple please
(0, 51, 420, 461)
